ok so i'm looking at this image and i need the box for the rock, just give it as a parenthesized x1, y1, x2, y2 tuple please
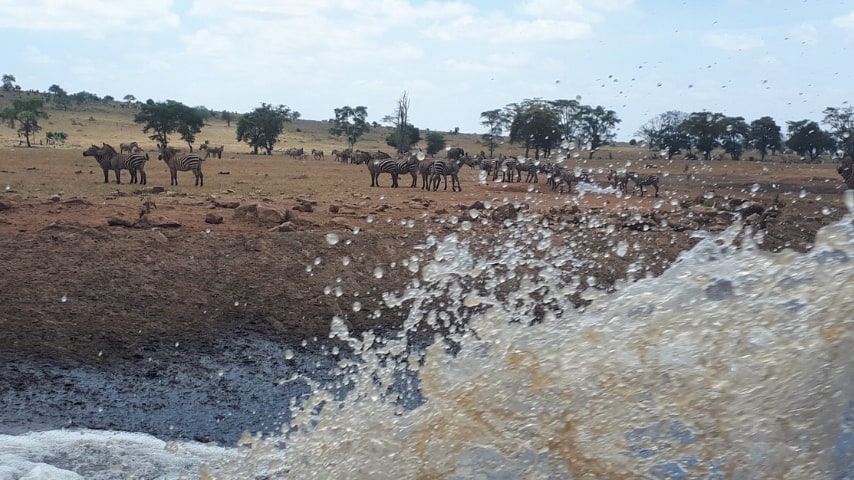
(139, 214, 182, 228)
(151, 186, 166, 193)
(151, 230, 169, 243)
(0, 198, 13, 211)
(214, 200, 240, 209)
(107, 217, 135, 227)
(491, 203, 519, 224)
(49, 195, 61, 203)
(205, 213, 224, 225)
(234, 203, 286, 225)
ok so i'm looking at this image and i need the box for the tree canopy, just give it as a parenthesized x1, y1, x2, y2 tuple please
(786, 120, 835, 163)
(329, 106, 369, 151)
(1, 97, 48, 147)
(424, 131, 446, 156)
(236, 103, 293, 155)
(133, 100, 204, 149)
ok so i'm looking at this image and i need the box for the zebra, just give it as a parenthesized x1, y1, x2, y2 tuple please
(82, 143, 149, 184)
(430, 158, 462, 192)
(285, 147, 305, 159)
(479, 157, 502, 183)
(500, 157, 521, 183)
(446, 147, 465, 161)
(200, 144, 223, 159)
(368, 155, 418, 188)
(120, 141, 139, 154)
(607, 169, 630, 194)
(838, 157, 854, 188)
(628, 172, 660, 197)
(158, 144, 204, 186)
(311, 149, 324, 160)
(516, 160, 540, 183)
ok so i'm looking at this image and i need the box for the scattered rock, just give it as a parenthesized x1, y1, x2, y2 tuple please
(48, 195, 61, 203)
(205, 213, 224, 225)
(139, 214, 182, 228)
(62, 198, 92, 206)
(234, 203, 286, 225)
(150, 230, 169, 243)
(107, 217, 135, 228)
(0, 198, 13, 211)
(214, 200, 240, 209)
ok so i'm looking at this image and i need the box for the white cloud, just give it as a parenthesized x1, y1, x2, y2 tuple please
(832, 10, 854, 29)
(23, 46, 56, 65)
(701, 32, 765, 51)
(0, 0, 179, 36)
(789, 23, 818, 44)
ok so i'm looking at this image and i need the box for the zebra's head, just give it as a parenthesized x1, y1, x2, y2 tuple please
(82, 144, 100, 157)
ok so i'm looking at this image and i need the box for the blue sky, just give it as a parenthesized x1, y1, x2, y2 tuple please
(1, 0, 853, 140)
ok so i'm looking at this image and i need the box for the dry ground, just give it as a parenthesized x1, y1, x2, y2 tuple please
(0, 144, 849, 365)
(0, 102, 851, 441)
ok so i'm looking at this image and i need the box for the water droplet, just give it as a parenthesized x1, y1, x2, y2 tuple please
(373, 267, 384, 279)
(366, 215, 375, 224)
(334, 286, 343, 297)
(61, 294, 68, 303)
(799, 190, 807, 198)
(352, 301, 362, 312)
(750, 184, 760, 194)
(342, 256, 351, 266)
(325, 233, 340, 245)
(461, 221, 472, 231)
(284, 349, 294, 360)
(234, 300, 239, 306)
(313, 257, 322, 266)
(174, 342, 180, 348)
(616, 241, 629, 257)
(352, 226, 361, 234)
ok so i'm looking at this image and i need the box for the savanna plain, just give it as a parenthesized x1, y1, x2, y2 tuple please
(0, 99, 850, 443)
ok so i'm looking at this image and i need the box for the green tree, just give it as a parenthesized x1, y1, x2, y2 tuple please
(747, 116, 782, 161)
(785, 120, 835, 163)
(47, 84, 70, 111)
(508, 100, 562, 159)
(72, 91, 100, 104)
(2, 74, 17, 91)
(480, 109, 510, 158)
(576, 105, 621, 159)
(46, 131, 68, 145)
(822, 106, 854, 157)
(682, 112, 727, 160)
(385, 123, 420, 152)
(550, 98, 583, 148)
(134, 100, 201, 149)
(719, 116, 750, 161)
(221, 111, 235, 127)
(329, 105, 369, 152)
(424, 131, 446, 156)
(636, 111, 691, 159)
(236, 103, 292, 155)
(1, 97, 49, 147)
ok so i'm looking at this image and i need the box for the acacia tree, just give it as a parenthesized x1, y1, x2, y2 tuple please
(480, 109, 510, 158)
(576, 105, 620, 158)
(2, 74, 17, 91)
(748, 116, 782, 160)
(719, 116, 750, 161)
(822, 106, 854, 157)
(47, 84, 70, 111)
(1, 97, 48, 147)
(329, 105, 369, 152)
(786, 120, 835, 163)
(221, 111, 235, 127)
(236, 103, 292, 155)
(134, 99, 202, 149)
(550, 98, 583, 148)
(636, 111, 691, 158)
(682, 112, 727, 160)
(508, 100, 561, 159)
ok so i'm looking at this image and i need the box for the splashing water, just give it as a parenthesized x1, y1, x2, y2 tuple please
(213, 211, 854, 478)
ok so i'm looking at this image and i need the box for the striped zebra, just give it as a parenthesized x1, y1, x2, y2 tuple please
(200, 144, 223, 159)
(479, 157, 502, 183)
(628, 172, 660, 197)
(368, 155, 418, 188)
(607, 169, 630, 194)
(500, 157, 521, 183)
(430, 158, 462, 192)
(82, 143, 149, 184)
(158, 144, 204, 186)
(311, 149, 324, 160)
(120, 141, 139, 154)
(516, 160, 540, 183)
(838, 157, 854, 188)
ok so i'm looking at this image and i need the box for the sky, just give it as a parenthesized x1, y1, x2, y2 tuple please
(1, 0, 853, 141)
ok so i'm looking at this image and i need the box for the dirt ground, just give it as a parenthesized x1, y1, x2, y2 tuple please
(1, 148, 851, 442)
(1, 151, 850, 363)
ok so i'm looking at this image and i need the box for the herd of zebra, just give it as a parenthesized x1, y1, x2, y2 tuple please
(83, 142, 206, 186)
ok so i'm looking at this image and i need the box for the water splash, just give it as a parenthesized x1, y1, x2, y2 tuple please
(215, 214, 854, 478)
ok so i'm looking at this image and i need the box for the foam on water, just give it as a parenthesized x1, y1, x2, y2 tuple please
(3, 210, 853, 479)
(213, 214, 854, 478)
